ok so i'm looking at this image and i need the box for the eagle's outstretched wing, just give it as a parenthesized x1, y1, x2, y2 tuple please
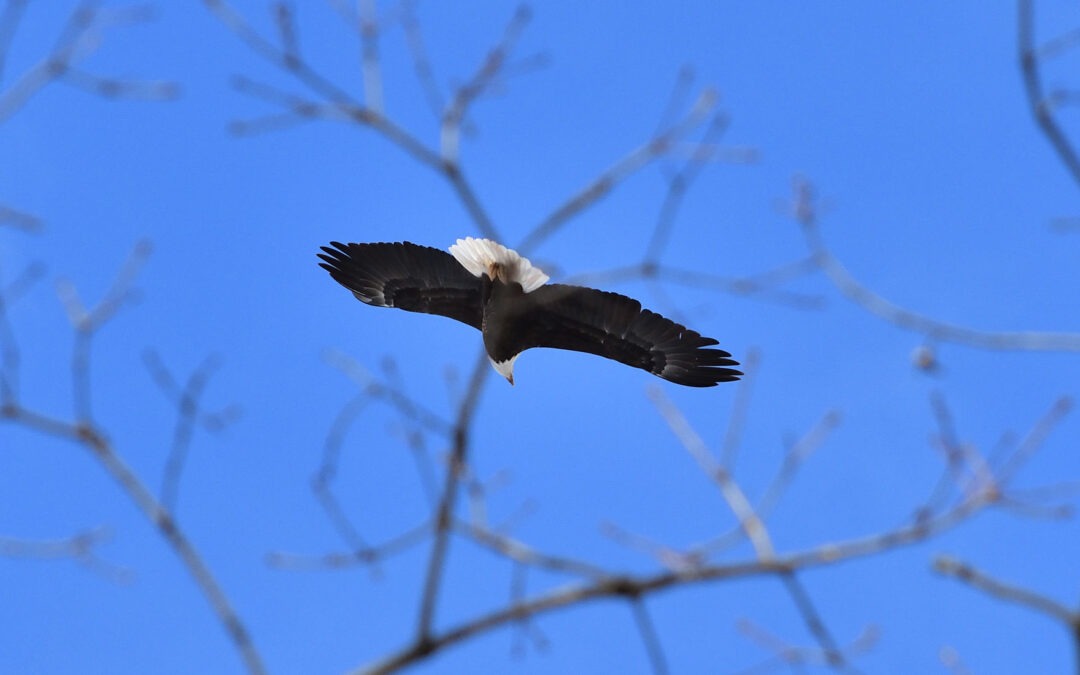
(516, 284, 742, 387)
(318, 241, 484, 329)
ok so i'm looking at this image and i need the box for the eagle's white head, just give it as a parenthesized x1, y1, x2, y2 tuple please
(490, 353, 520, 385)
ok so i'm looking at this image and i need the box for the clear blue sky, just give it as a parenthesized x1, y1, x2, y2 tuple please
(2, 2, 1078, 674)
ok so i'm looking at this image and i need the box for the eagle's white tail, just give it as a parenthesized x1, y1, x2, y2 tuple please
(449, 237, 549, 293)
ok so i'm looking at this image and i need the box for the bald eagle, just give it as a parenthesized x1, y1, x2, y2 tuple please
(318, 238, 741, 387)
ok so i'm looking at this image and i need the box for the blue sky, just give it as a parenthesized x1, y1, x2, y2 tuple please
(2, 2, 1079, 674)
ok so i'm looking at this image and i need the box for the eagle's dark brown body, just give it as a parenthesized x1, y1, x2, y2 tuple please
(318, 239, 741, 387)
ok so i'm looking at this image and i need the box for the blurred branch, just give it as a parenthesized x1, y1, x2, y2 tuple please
(0, 527, 131, 581)
(720, 348, 760, 468)
(142, 350, 240, 513)
(643, 109, 732, 265)
(267, 521, 431, 572)
(0, 246, 265, 675)
(0, 2, 177, 124)
(649, 386, 775, 561)
(56, 240, 152, 422)
(518, 86, 719, 255)
(206, 0, 506, 240)
(789, 176, 1080, 351)
(933, 555, 1080, 660)
(361, 495, 982, 675)
(399, 0, 443, 121)
(753, 410, 840, 523)
(356, 0, 383, 113)
(323, 348, 454, 437)
(416, 348, 490, 641)
(689, 407, 840, 563)
(0, 0, 29, 86)
(1018, 0, 1080, 189)
(439, 5, 534, 163)
(994, 395, 1073, 485)
(0, 204, 42, 231)
(938, 645, 976, 675)
(324, 332, 1070, 673)
(363, 393, 1065, 670)
(779, 573, 851, 672)
(0, 260, 45, 406)
(630, 599, 670, 675)
(733, 619, 877, 675)
(455, 519, 609, 580)
(562, 258, 823, 310)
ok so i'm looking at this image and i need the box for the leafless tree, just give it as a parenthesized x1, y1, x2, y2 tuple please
(4, 2, 1079, 674)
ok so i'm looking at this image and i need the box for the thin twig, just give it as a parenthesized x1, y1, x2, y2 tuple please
(518, 87, 718, 255)
(995, 395, 1073, 484)
(400, 0, 444, 120)
(719, 348, 760, 468)
(1018, 0, 1080, 188)
(780, 573, 848, 671)
(1, 406, 266, 674)
(153, 353, 227, 513)
(267, 521, 432, 572)
(0, 526, 130, 581)
(631, 599, 670, 675)
(0, 0, 29, 86)
(0, 204, 42, 231)
(643, 111, 731, 264)
(456, 520, 610, 580)
(355, 487, 1001, 675)
(439, 5, 532, 163)
(934, 555, 1078, 625)
(357, 0, 383, 113)
(791, 178, 1080, 352)
(0, 261, 45, 404)
(416, 348, 490, 641)
(754, 410, 841, 522)
(0, 2, 175, 123)
(324, 348, 454, 437)
(562, 259, 823, 310)
(649, 387, 775, 560)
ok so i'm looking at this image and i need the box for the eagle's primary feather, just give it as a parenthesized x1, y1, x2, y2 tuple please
(317, 239, 742, 387)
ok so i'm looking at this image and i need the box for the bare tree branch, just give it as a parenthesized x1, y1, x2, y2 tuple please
(789, 177, 1080, 352)
(357, 494, 993, 675)
(1018, 0, 1080, 189)
(439, 5, 533, 164)
(0, 2, 176, 124)
(934, 555, 1079, 627)
(0, 203, 42, 231)
(0, 405, 266, 674)
(56, 240, 151, 422)
(399, 0, 444, 121)
(142, 351, 237, 513)
(631, 599, 670, 675)
(780, 573, 851, 672)
(643, 110, 732, 264)
(0, 0, 29, 87)
(649, 386, 775, 561)
(720, 348, 760, 468)
(0, 526, 130, 581)
(416, 348, 490, 641)
(517, 87, 719, 255)
(734, 620, 878, 675)
(0, 245, 265, 675)
(561, 259, 823, 310)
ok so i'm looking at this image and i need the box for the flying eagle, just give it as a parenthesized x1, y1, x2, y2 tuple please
(317, 238, 742, 387)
